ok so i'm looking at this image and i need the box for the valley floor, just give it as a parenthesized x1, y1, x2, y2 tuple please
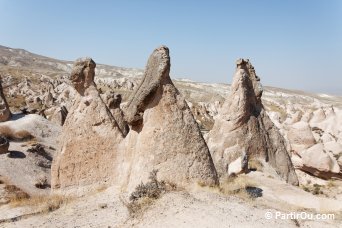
(1, 172, 341, 228)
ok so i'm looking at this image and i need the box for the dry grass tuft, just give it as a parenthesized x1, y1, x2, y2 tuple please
(122, 170, 177, 216)
(265, 102, 287, 122)
(301, 183, 324, 195)
(34, 177, 50, 189)
(27, 143, 52, 161)
(326, 180, 336, 188)
(10, 194, 73, 213)
(0, 126, 34, 141)
(197, 175, 261, 200)
(248, 158, 264, 171)
(219, 175, 258, 199)
(4, 185, 30, 202)
(96, 185, 108, 193)
(121, 196, 154, 216)
(3, 182, 72, 213)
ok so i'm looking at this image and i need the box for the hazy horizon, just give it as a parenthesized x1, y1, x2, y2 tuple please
(0, 0, 341, 95)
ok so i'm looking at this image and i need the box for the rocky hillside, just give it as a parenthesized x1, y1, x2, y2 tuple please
(1, 44, 341, 181)
(0, 45, 341, 227)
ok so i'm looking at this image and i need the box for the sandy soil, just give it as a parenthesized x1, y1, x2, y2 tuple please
(1, 171, 340, 228)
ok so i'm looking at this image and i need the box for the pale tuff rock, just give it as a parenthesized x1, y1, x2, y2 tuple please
(303, 106, 342, 179)
(51, 58, 125, 192)
(0, 76, 11, 122)
(290, 107, 342, 179)
(51, 48, 218, 193)
(287, 121, 316, 153)
(324, 141, 342, 156)
(96, 77, 136, 90)
(47, 105, 68, 126)
(207, 59, 299, 185)
(122, 46, 218, 189)
(103, 91, 129, 136)
(295, 143, 341, 179)
(275, 105, 342, 180)
(301, 144, 340, 173)
(189, 102, 219, 130)
(43, 90, 54, 107)
(124, 47, 171, 125)
(70, 57, 96, 96)
(310, 108, 326, 123)
(0, 114, 61, 144)
(338, 156, 342, 167)
(227, 151, 248, 176)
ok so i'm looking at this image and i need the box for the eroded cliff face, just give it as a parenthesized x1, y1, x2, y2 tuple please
(207, 59, 299, 186)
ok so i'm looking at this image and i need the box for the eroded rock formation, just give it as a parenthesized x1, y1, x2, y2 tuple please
(0, 76, 11, 122)
(103, 91, 129, 136)
(69, 58, 96, 96)
(51, 58, 125, 192)
(290, 107, 342, 179)
(51, 47, 219, 193)
(207, 59, 299, 185)
(122, 46, 218, 189)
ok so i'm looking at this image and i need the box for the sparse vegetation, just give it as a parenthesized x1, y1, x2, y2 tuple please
(34, 177, 50, 189)
(292, 218, 300, 227)
(264, 102, 287, 122)
(3, 182, 70, 213)
(248, 159, 263, 171)
(219, 175, 261, 199)
(312, 184, 324, 195)
(302, 186, 310, 192)
(301, 184, 324, 195)
(98, 203, 108, 209)
(95, 185, 108, 193)
(0, 126, 34, 141)
(122, 170, 177, 216)
(4, 185, 30, 203)
(10, 194, 73, 213)
(327, 180, 336, 188)
(197, 175, 262, 200)
(27, 143, 52, 161)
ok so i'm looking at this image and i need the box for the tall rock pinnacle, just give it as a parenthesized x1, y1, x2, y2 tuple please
(207, 59, 299, 185)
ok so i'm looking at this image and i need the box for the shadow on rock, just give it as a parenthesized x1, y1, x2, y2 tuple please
(245, 186, 263, 198)
(7, 151, 26, 159)
(10, 113, 26, 121)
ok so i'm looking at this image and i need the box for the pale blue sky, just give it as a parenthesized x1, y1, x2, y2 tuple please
(0, 0, 341, 94)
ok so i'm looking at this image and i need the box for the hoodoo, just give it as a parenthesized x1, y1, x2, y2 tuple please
(122, 46, 218, 189)
(51, 58, 125, 193)
(207, 59, 299, 185)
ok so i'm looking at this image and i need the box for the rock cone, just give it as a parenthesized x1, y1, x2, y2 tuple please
(207, 59, 299, 185)
(122, 46, 218, 189)
(51, 58, 125, 193)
